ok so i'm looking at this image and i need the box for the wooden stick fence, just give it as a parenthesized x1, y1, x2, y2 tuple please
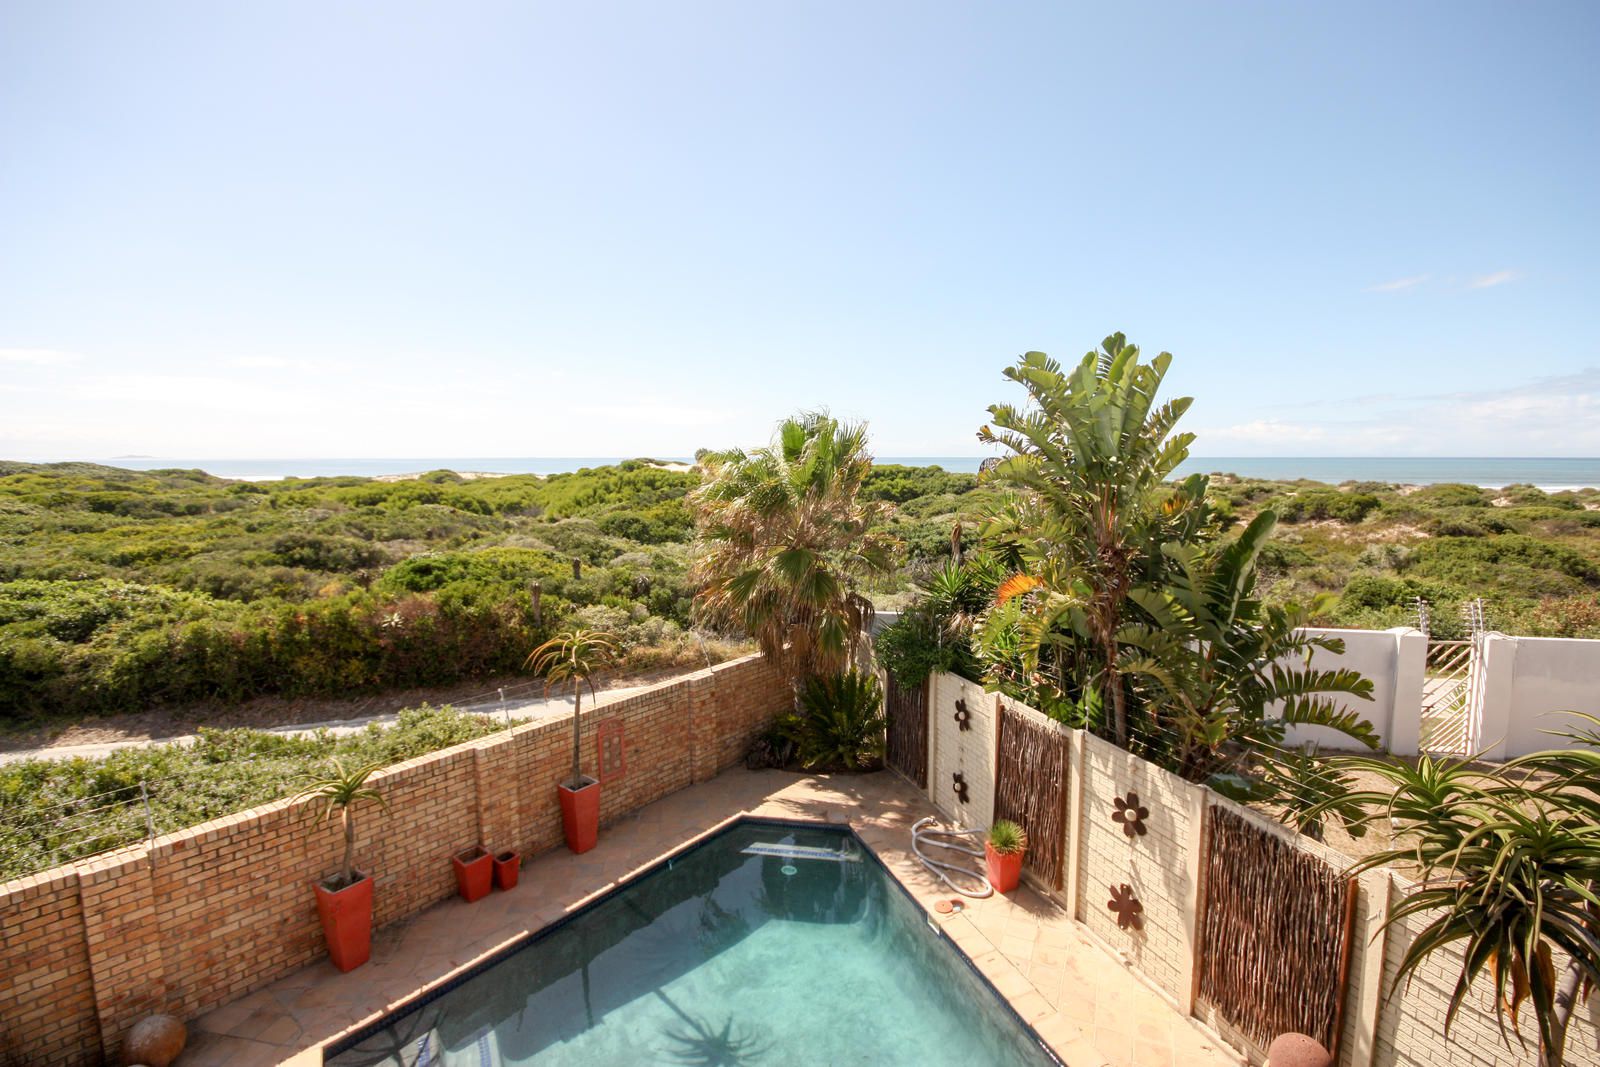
(1197, 805, 1355, 1052)
(993, 703, 1068, 889)
(885, 675, 929, 788)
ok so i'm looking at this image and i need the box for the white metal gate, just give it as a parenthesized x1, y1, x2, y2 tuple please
(1416, 598, 1486, 756)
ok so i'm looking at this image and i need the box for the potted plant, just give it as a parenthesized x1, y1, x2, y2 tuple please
(453, 846, 493, 902)
(304, 758, 387, 972)
(985, 819, 1028, 894)
(493, 850, 521, 890)
(526, 627, 620, 854)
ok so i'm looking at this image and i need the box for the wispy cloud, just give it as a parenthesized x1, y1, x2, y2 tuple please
(1367, 274, 1429, 293)
(1194, 368, 1600, 456)
(1466, 270, 1518, 289)
(0, 348, 82, 365)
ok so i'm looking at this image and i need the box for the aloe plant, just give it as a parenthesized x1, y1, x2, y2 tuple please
(302, 757, 388, 890)
(1317, 734, 1600, 1067)
(527, 628, 621, 789)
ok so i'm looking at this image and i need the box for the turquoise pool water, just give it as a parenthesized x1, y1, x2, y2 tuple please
(328, 820, 1056, 1066)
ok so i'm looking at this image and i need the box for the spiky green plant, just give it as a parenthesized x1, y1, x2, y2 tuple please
(301, 757, 388, 890)
(987, 819, 1028, 856)
(526, 627, 621, 789)
(1316, 739, 1600, 1067)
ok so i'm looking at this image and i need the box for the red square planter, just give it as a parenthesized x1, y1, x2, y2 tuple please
(313, 872, 373, 972)
(493, 850, 520, 890)
(453, 847, 493, 903)
(558, 777, 601, 854)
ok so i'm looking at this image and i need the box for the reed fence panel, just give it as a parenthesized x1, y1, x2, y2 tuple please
(1198, 805, 1356, 1054)
(992, 703, 1068, 889)
(885, 674, 929, 788)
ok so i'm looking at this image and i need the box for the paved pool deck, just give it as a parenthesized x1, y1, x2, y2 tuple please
(179, 769, 1244, 1067)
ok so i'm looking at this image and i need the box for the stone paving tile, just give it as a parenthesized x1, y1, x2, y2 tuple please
(181, 768, 1243, 1067)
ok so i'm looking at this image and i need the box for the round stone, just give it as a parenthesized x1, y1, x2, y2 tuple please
(1266, 1032, 1332, 1067)
(123, 1014, 186, 1067)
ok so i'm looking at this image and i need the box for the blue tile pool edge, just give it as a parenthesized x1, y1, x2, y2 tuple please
(321, 814, 1064, 1065)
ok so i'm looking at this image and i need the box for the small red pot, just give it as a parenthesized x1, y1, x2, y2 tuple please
(558, 777, 601, 854)
(313, 872, 373, 972)
(493, 850, 521, 890)
(985, 843, 1025, 894)
(453, 847, 493, 903)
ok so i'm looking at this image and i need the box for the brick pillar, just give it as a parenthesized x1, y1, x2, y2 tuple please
(473, 740, 518, 855)
(77, 846, 169, 1062)
(688, 670, 719, 782)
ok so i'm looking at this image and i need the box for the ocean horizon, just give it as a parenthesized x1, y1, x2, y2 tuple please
(52, 455, 1600, 490)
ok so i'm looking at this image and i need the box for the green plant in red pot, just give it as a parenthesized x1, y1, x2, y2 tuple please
(527, 627, 620, 854)
(304, 758, 387, 972)
(985, 819, 1028, 894)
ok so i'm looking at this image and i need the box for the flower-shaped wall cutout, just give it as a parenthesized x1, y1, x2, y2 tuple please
(953, 698, 972, 731)
(952, 771, 970, 804)
(1107, 884, 1144, 931)
(1111, 791, 1149, 838)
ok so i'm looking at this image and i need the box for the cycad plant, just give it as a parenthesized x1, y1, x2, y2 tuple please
(527, 628, 621, 789)
(793, 670, 887, 770)
(303, 757, 388, 890)
(978, 335, 1201, 745)
(691, 413, 896, 686)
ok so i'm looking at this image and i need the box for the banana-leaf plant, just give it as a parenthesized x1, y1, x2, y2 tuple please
(1116, 510, 1379, 803)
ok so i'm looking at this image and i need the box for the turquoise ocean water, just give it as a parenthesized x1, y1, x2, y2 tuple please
(97, 455, 1600, 488)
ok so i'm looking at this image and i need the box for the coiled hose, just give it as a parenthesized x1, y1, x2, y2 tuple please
(911, 816, 993, 898)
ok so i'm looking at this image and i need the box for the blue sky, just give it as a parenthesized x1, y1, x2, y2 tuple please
(1, 2, 1596, 460)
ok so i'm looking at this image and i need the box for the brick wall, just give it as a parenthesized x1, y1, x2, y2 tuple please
(0, 654, 788, 1067)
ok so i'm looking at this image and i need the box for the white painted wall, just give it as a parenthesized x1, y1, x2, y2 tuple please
(1277, 627, 1427, 755)
(1477, 634, 1600, 760)
(927, 673, 997, 829)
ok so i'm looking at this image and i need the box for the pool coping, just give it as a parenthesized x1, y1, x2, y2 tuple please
(184, 770, 1244, 1067)
(325, 813, 1064, 1064)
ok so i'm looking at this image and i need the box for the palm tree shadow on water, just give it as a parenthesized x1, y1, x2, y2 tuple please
(653, 989, 773, 1066)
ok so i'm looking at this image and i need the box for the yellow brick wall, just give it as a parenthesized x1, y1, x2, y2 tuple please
(0, 653, 789, 1067)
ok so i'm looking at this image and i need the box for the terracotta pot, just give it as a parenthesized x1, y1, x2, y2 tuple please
(453, 847, 493, 903)
(985, 842, 1024, 894)
(493, 850, 521, 890)
(313, 872, 373, 972)
(558, 776, 601, 854)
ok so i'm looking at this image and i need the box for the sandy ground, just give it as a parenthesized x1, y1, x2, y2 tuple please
(0, 665, 700, 764)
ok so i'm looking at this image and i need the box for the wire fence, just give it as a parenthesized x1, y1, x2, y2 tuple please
(0, 675, 638, 882)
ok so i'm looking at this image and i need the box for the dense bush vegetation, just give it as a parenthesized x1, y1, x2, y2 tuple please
(0, 705, 504, 880)
(0, 461, 716, 726)
(3, 456, 1597, 731)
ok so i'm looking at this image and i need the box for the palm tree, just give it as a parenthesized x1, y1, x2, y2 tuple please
(1317, 733, 1600, 1067)
(978, 334, 1199, 744)
(527, 628, 621, 789)
(303, 758, 388, 889)
(690, 412, 896, 686)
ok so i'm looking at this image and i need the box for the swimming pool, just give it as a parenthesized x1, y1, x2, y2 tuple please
(327, 819, 1058, 1065)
